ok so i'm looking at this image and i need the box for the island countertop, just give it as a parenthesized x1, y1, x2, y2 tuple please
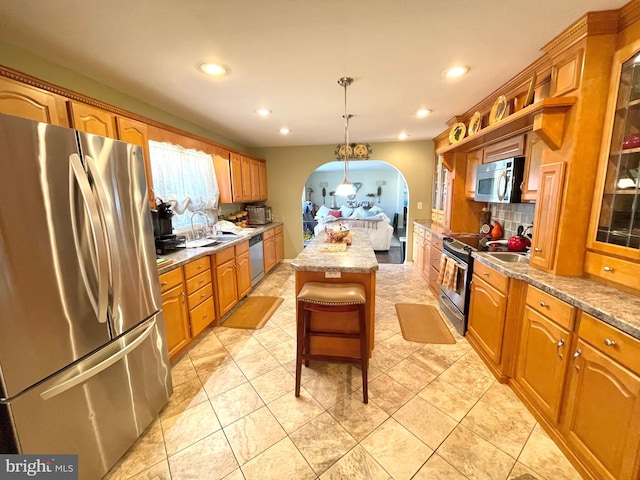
(292, 228, 379, 273)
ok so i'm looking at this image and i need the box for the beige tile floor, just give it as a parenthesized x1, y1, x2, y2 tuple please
(105, 262, 584, 480)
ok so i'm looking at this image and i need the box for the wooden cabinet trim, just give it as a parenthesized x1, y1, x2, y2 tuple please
(483, 135, 525, 163)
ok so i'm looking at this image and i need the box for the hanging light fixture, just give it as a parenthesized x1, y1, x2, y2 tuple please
(334, 76, 357, 197)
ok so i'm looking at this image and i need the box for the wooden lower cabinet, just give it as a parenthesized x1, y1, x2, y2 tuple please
(467, 275, 507, 364)
(159, 269, 190, 359)
(516, 306, 572, 423)
(560, 313, 640, 480)
(275, 225, 284, 263)
(263, 228, 277, 273)
(214, 242, 252, 319)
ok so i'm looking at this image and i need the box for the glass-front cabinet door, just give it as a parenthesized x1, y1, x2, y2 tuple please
(590, 44, 640, 259)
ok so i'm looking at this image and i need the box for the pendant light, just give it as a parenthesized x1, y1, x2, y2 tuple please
(335, 77, 357, 197)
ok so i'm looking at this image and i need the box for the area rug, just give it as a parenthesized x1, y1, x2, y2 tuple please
(395, 303, 456, 344)
(222, 296, 283, 330)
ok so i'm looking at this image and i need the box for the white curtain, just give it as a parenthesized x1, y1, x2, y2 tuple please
(148, 141, 219, 229)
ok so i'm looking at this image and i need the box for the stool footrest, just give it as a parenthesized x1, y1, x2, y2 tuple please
(307, 331, 361, 339)
(301, 354, 364, 364)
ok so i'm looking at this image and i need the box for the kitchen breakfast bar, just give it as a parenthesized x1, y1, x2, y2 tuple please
(291, 229, 379, 359)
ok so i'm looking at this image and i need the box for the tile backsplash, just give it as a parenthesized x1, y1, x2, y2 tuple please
(489, 203, 535, 239)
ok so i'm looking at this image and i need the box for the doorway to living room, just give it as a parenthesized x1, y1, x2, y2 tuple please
(302, 160, 408, 264)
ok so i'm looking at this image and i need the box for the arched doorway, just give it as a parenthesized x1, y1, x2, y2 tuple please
(301, 160, 408, 262)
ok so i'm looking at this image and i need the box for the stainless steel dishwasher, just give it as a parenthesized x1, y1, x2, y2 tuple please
(249, 233, 265, 286)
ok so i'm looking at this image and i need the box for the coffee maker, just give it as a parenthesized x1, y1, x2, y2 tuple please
(152, 200, 180, 254)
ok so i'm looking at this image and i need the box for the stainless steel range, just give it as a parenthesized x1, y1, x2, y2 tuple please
(439, 237, 477, 336)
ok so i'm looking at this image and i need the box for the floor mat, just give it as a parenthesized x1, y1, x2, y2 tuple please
(395, 303, 456, 344)
(222, 296, 284, 330)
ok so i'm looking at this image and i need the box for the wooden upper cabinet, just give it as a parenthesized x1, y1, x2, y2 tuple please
(229, 153, 245, 202)
(116, 116, 155, 208)
(0, 76, 69, 126)
(241, 155, 252, 201)
(258, 160, 268, 200)
(530, 162, 565, 271)
(522, 132, 545, 202)
(250, 158, 261, 201)
(68, 101, 116, 138)
(464, 149, 482, 199)
(482, 135, 524, 163)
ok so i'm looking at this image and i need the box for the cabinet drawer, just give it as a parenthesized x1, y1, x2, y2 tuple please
(215, 247, 235, 265)
(473, 262, 509, 294)
(431, 236, 443, 251)
(159, 267, 183, 293)
(526, 285, 575, 331)
(584, 251, 640, 293)
(579, 312, 640, 375)
(235, 240, 249, 255)
(184, 256, 211, 279)
(189, 297, 215, 338)
(187, 283, 213, 311)
(429, 265, 440, 296)
(185, 269, 212, 295)
(263, 228, 275, 239)
(275, 224, 283, 235)
(483, 135, 525, 163)
(430, 247, 443, 271)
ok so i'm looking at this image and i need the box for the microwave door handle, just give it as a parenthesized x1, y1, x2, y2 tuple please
(84, 154, 117, 322)
(69, 153, 109, 324)
(497, 170, 508, 201)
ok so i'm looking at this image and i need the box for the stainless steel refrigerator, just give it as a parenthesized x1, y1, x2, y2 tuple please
(0, 113, 172, 478)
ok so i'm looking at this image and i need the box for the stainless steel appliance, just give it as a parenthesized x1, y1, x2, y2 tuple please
(0, 113, 172, 479)
(249, 233, 265, 285)
(246, 205, 272, 225)
(439, 237, 476, 335)
(474, 156, 525, 203)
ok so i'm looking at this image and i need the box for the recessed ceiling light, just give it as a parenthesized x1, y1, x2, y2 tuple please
(399, 133, 409, 140)
(199, 63, 228, 76)
(255, 109, 272, 116)
(279, 128, 290, 135)
(416, 109, 431, 118)
(442, 66, 469, 78)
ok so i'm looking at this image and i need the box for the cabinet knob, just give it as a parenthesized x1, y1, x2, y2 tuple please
(199, 279, 204, 284)
(201, 293, 206, 298)
(161, 281, 168, 286)
(483, 272, 489, 276)
(540, 301, 548, 308)
(198, 265, 203, 269)
(534, 247, 542, 253)
(202, 313, 208, 318)
(604, 338, 615, 347)
(603, 266, 614, 272)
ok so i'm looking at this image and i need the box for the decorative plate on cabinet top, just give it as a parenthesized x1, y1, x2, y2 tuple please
(449, 122, 466, 144)
(489, 95, 508, 125)
(468, 111, 482, 135)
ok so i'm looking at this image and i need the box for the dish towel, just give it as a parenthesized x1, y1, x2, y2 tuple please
(443, 259, 459, 291)
(437, 253, 448, 284)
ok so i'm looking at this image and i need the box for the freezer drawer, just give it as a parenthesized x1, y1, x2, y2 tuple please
(0, 314, 172, 479)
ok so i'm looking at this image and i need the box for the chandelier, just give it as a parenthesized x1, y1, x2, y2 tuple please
(334, 77, 357, 197)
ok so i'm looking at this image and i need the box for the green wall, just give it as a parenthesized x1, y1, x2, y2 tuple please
(252, 141, 434, 259)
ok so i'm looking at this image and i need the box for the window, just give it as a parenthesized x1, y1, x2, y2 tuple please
(148, 141, 219, 230)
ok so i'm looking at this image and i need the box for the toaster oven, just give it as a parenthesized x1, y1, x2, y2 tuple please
(246, 205, 272, 225)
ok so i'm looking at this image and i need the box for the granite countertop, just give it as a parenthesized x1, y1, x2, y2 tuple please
(291, 228, 379, 273)
(413, 220, 640, 340)
(156, 222, 282, 275)
(472, 253, 640, 340)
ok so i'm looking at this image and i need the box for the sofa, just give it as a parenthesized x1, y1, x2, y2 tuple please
(313, 204, 394, 251)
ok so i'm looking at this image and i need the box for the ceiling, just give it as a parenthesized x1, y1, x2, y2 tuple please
(0, 0, 628, 149)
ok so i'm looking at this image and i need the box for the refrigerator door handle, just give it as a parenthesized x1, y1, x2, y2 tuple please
(84, 154, 118, 322)
(70, 153, 109, 324)
(39, 319, 157, 400)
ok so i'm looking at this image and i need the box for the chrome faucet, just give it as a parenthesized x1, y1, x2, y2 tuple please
(190, 210, 212, 239)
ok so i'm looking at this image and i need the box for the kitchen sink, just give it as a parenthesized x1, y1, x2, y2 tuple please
(208, 233, 242, 243)
(485, 252, 530, 264)
(184, 238, 219, 248)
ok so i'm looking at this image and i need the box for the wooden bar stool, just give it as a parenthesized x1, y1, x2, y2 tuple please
(295, 282, 368, 403)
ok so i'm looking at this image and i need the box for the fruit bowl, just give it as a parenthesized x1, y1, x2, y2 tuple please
(324, 225, 350, 241)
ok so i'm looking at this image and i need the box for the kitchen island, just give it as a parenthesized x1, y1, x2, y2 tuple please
(291, 229, 379, 358)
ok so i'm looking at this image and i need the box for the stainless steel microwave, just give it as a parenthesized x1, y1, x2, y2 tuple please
(246, 205, 272, 225)
(474, 157, 525, 203)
